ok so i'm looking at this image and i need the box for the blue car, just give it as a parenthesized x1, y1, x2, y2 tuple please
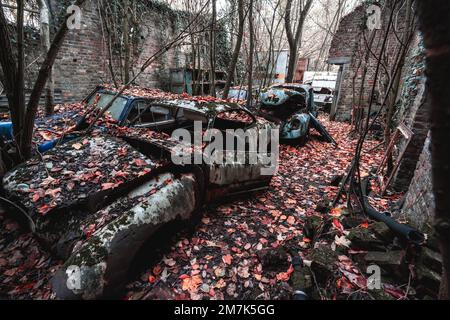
(0, 86, 270, 160)
(0, 87, 180, 155)
(259, 83, 335, 145)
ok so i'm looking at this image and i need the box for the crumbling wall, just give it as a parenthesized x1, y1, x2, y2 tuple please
(328, 1, 409, 122)
(392, 33, 430, 190)
(328, 5, 366, 121)
(398, 135, 435, 232)
(393, 36, 433, 232)
(329, 3, 434, 232)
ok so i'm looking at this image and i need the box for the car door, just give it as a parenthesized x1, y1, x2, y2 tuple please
(205, 109, 275, 200)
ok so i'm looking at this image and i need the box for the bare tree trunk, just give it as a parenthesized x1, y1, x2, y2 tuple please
(190, 34, 197, 92)
(259, 0, 282, 89)
(16, 0, 26, 150)
(246, 0, 254, 108)
(384, 0, 413, 148)
(39, 0, 55, 116)
(284, 0, 313, 83)
(123, 0, 131, 84)
(416, 0, 450, 300)
(222, 0, 244, 99)
(98, 0, 119, 88)
(0, 3, 19, 137)
(196, 41, 202, 95)
(209, 0, 217, 96)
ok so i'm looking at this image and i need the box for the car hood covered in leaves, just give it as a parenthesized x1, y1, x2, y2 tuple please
(2, 134, 169, 223)
(260, 88, 306, 107)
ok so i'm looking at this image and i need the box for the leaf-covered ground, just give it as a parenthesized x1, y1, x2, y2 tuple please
(121, 117, 398, 300)
(0, 115, 401, 300)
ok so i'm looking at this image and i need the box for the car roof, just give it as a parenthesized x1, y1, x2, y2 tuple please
(91, 87, 249, 117)
(157, 99, 245, 116)
(97, 89, 142, 101)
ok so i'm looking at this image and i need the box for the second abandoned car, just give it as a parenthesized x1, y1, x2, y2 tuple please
(259, 83, 336, 145)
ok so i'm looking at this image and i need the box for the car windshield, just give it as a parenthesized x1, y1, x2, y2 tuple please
(273, 85, 307, 95)
(288, 87, 306, 94)
(87, 92, 128, 121)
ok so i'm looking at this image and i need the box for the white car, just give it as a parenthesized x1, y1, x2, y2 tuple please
(313, 87, 334, 111)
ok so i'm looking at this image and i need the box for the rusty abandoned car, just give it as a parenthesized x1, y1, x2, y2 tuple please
(259, 83, 336, 145)
(0, 86, 270, 159)
(0, 87, 278, 299)
(0, 86, 189, 155)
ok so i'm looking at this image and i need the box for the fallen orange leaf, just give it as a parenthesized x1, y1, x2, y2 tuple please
(181, 275, 202, 292)
(287, 216, 296, 225)
(333, 219, 344, 231)
(276, 265, 294, 282)
(222, 254, 233, 265)
(330, 207, 343, 217)
(360, 221, 369, 229)
(148, 275, 157, 284)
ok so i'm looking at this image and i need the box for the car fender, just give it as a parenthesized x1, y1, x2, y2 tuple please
(51, 172, 198, 300)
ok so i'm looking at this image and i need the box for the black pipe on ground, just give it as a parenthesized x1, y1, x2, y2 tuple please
(361, 178, 425, 245)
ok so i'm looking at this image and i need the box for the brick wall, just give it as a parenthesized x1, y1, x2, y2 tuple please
(393, 34, 433, 232)
(328, 2, 434, 231)
(13, 0, 185, 102)
(328, 5, 365, 60)
(328, 1, 409, 121)
(52, 0, 108, 102)
(130, 10, 186, 91)
(398, 134, 435, 232)
(328, 5, 365, 121)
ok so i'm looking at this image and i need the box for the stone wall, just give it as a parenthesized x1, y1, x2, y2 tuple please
(392, 34, 430, 190)
(398, 135, 435, 232)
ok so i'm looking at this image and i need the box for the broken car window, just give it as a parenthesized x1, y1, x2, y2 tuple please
(128, 101, 174, 125)
(87, 93, 128, 121)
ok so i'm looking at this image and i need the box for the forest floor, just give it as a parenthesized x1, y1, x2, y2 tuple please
(0, 115, 408, 300)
